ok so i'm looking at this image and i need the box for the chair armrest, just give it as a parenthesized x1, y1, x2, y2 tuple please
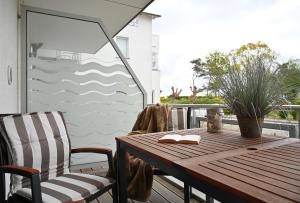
(71, 147, 112, 155)
(71, 148, 114, 177)
(0, 165, 42, 203)
(0, 165, 40, 178)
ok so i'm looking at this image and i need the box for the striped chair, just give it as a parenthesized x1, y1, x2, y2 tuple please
(0, 112, 117, 203)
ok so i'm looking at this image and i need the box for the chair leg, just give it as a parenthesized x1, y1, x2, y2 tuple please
(30, 174, 42, 203)
(0, 172, 6, 202)
(112, 183, 118, 203)
(117, 141, 127, 203)
(184, 183, 191, 203)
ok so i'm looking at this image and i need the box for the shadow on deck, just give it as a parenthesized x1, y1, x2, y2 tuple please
(72, 166, 204, 203)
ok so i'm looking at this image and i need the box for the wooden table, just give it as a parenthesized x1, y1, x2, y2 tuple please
(116, 129, 300, 203)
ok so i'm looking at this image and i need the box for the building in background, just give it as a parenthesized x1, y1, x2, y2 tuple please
(116, 12, 161, 104)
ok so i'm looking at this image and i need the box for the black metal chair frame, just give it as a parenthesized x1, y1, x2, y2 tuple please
(152, 106, 214, 203)
(152, 107, 193, 202)
(0, 114, 118, 203)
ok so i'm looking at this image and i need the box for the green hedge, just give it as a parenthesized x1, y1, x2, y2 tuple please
(160, 96, 224, 104)
(269, 97, 299, 120)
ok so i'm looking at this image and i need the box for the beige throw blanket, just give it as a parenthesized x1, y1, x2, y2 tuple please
(108, 104, 172, 201)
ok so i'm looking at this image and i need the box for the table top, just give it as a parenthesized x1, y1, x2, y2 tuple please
(117, 129, 286, 162)
(117, 128, 300, 203)
(188, 141, 300, 203)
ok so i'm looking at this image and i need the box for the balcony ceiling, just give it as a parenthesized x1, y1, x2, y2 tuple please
(23, 0, 154, 53)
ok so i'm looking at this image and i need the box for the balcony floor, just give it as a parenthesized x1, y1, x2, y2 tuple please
(72, 166, 203, 203)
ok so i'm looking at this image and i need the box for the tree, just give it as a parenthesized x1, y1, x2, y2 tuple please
(189, 85, 205, 103)
(278, 59, 300, 100)
(190, 58, 208, 95)
(169, 86, 182, 99)
(191, 58, 208, 78)
(191, 41, 298, 101)
(231, 41, 278, 66)
(205, 51, 229, 95)
(191, 51, 228, 96)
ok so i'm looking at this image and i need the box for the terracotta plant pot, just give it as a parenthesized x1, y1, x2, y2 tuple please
(237, 116, 264, 138)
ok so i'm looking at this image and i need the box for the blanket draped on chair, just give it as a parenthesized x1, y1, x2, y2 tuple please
(108, 104, 172, 201)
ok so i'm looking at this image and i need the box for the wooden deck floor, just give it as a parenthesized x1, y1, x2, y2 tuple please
(72, 167, 204, 203)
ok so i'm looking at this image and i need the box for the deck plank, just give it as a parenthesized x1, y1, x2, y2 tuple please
(148, 189, 171, 203)
(153, 176, 204, 203)
(73, 166, 203, 203)
(152, 179, 183, 203)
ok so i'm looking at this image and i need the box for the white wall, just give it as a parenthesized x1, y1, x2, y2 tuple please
(117, 13, 157, 104)
(0, 0, 18, 113)
(151, 34, 160, 103)
(152, 69, 160, 103)
(0, 0, 18, 198)
(152, 34, 159, 70)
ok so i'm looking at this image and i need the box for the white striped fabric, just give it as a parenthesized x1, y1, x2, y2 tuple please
(16, 188, 62, 203)
(16, 172, 113, 203)
(52, 112, 70, 175)
(1, 117, 24, 189)
(22, 115, 43, 177)
(42, 181, 82, 201)
(1, 112, 70, 192)
(38, 113, 60, 180)
(167, 108, 188, 131)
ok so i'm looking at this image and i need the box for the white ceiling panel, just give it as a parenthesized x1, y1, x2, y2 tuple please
(23, 0, 154, 37)
(106, 0, 152, 8)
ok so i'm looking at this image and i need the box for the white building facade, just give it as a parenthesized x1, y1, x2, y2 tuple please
(115, 12, 161, 104)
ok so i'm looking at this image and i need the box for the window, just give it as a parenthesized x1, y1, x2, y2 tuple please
(116, 36, 129, 58)
(152, 90, 155, 104)
(152, 52, 157, 68)
(129, 18, 139, 27)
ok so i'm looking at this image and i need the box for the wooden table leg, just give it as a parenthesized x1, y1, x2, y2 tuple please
(117, 140, 127, 203)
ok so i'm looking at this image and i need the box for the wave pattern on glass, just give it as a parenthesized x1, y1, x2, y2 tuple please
(27, 54, 143, 164)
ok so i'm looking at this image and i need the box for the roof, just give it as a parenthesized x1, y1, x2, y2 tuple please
(142, 11, 162, 19)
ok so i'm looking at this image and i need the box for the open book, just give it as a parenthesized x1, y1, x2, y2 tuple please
(158, 134, 201, 144)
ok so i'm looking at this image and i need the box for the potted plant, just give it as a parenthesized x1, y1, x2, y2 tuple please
(214, 55, 285, 138)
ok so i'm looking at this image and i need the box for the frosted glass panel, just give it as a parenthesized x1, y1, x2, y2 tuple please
(26, 11, 143, 164)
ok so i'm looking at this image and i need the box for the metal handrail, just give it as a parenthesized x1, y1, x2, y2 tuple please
(164, 103, 300, 111)
(154, 103, 300, 138)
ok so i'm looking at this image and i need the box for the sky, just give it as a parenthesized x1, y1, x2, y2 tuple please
(146, 0, 300, 96)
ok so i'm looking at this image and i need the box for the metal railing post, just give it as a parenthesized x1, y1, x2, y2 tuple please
(297, 110, 300, 138)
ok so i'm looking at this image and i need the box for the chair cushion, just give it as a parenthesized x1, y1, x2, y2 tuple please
(168, 108, 187, 131)
(1, 112, 70, 191)
(15, 172, 114, 203)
